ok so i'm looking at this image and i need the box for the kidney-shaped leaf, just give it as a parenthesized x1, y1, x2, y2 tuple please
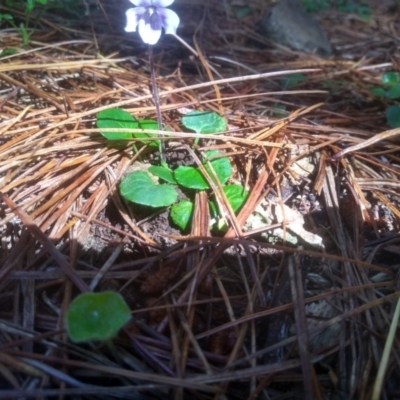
(120, 171, 177, 207)
(174, 153, 232, 190)
(148, 165, 177, 184)
(135, 119, 160, 147)
(97, 108, 138, 140)
(174, 166, 209, 190)
(387, 105, 400, 128)
(280, 73, 306, 88)
(182, 110, 227, 134)
(66, 292, 131, 343)
(223, 184, 249, 212)
(387, 85, 400, 100)
(170, 200, 194, 231)
(370, 87, 386, 97)
(204, 155, 232, 185)
(382, 72, 399, 86)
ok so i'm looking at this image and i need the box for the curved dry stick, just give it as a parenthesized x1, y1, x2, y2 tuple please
(331, 127, 400, 159)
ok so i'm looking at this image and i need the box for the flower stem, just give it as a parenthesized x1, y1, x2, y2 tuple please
(149, 45, 165, 163)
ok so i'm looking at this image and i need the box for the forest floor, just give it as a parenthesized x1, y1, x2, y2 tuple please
(0, 0, 399, 399)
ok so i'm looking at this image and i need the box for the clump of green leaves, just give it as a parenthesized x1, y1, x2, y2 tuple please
(370, 72, 400, 128)
(182, 110, 227, 136)
(1, 1, 51, 46)
(119, 151, 246, 232)
(96, 109, 248, 232)
(1, 0, 84, 46)
(302, 0, 370, 19)
(96, 108, 160, 149)
(4, 0, 73, 12)
(24, 0, 52, 12)
(120, 170, 178, 208)
(337, 0, 370, 20)
(280, 73, 307, 89)
(66, 292, 131, 343)
(0, 13, 18, 54)
(270, 103, 287, 118)
(0, 13, 13, 23)
(301, 0, 330, 13)
(370, 72, 400, 101)
(386, 105, 400, 129)
(321, 79, 347, 94)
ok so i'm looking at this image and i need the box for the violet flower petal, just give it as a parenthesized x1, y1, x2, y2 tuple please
(154, 0, 175, 7)
(138, 19, 162, 45)
(158, 8, 179, 34)
(129, 0, 174, 7)
(125, 7, 146, 32)
(129, 0, 152, 6)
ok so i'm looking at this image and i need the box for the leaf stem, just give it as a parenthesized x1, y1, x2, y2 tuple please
(149, 45, 165, 163)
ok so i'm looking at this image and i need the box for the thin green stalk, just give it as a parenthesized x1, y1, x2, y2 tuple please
(372, 297, 400, 399)
(149, 45, 165, 164)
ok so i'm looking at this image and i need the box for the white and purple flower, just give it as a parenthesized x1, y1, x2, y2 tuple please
(125, 0, 180, 45)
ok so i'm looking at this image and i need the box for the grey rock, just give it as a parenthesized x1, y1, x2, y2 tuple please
(257, 0, 332, 56)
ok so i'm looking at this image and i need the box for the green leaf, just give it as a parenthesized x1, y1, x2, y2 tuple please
(170, 200, 194, 230)
(0, 13, 13, 22)
(97, 108, 138, 140)
(321, 79, 347, 94)
(120, 171, 178, 207)
(301, 0, 330, 12)
(148, 165, 177, 184)
(382, 72, 399, 86)
(386, 105, 400, 128)
(280, 73, 306, 88)
(0, 48, 18, 57)
(209, 185, 248, 228)
(26, 0, 35, 12)
(174, 153, 232, 190)
(370, 87, 387, 97)
(204, 157, 232, 185)
(136, 119, 160, 147)
(223, 185, 249, 212)
(271, 103, 287, 118)
(387, 85, 400, 100)
(66, 292, 131, 343)
(235, 6, 253, 19)
(209, 200, 218, 219)
(338, 3, 370, 20)
(182, 110, 227, 134)
(174, 166, 209, 190)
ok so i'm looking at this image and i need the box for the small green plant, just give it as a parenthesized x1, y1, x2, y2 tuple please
(1, 1, 41, 46)
(337, 0, 370, 20)
(96, 109, 248, 232)
(170, 200, 194, 231)
(370, 72, 400, 100)
(67, 0, 181, 344)
(0, 14, 19, 54)
(182, 110, 227, 143)
(66, 292, 131, 342)
(26, 0, 51, 12)
(302, 0, 370, 19)
(96, 108, 160, 150)
(120, 170, 178, 208)
(0, 13, 13, 22)
(2, 0, 81, 46)
(280, 73, 307, 88)
(0, 11, 32, 46)
(4, 0, 60, 12)
(386, 105, 400, 129)
(271, 103, 287, 118)
(301, 0, 330, 12)
(370, 72, 400, 128)
(321, 79, 347, 94)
